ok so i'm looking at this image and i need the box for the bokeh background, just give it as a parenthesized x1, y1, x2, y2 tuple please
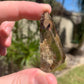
(0, 0, 84, 84)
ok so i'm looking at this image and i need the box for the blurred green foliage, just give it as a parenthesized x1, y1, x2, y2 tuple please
(5, 20, 40, 72)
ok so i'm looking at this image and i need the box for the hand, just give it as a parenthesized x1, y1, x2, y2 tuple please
(0, 1, 57, 84)
(0, 68, 57, 84)
(0, 1, 51, 56)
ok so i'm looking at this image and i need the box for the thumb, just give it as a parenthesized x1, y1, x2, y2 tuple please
(0, 68, 57, 84)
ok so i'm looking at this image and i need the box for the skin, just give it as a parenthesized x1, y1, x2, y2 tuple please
(0, 1, 57, 84)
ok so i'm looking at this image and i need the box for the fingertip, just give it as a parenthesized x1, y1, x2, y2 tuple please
(0, 32, 12, 47)
(40, 4, 52, 14)
(0, 21, 15, 38)
(46, 73, 57, 84)
(4, 32, 12, 47)
(34, 69, 57, 84)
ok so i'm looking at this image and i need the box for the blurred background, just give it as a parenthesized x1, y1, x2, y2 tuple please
(0, 0, 84, 84)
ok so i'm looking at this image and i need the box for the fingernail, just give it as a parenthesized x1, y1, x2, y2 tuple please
(35, 74, 48, 84)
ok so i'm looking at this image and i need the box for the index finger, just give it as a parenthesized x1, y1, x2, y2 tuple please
(0, 1, 51, 23)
